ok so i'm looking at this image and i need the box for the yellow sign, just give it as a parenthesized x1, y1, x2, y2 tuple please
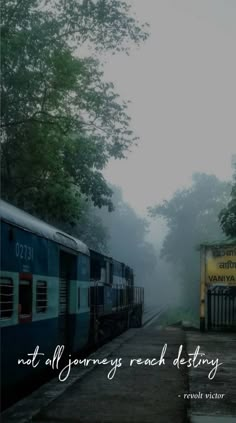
(205, 246, 236, 286)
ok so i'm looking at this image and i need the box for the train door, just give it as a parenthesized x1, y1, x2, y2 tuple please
(59, 251, 76, 345)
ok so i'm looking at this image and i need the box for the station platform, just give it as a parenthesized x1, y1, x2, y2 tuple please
(187, 331, 236, 423)
(2, 321, 236, 423)
(2, 325, 188, 423)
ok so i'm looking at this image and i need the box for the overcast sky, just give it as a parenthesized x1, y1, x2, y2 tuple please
(103, 0, 236, 216)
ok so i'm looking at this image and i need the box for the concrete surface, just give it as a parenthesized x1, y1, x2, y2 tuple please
(3, 319, 236, 423)
(186, 331, 236, 422)
(191, 417, 236, 423)
(34, 327, 188, 423)
(3, 326, 188, 423)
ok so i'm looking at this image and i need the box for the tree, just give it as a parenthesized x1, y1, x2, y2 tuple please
(149, 173, 231, 313)
(57, 198, 110, 253)
(219, 164, 236, 238)
(96, 186, 161, 302)
(1, 0, 148, 221)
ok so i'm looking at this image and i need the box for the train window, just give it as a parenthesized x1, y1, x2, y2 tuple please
(78, 287, 80, 308)
(90, 259, 101, 281)
(78, 254, 90, 281)
(36, 281, 47, 313)
(19, 280, 32, 317)
(0, 277, 14, 319)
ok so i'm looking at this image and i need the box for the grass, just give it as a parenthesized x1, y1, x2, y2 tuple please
(157, 306, 199, 328)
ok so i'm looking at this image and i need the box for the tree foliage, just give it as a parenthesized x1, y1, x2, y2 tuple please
(57, 185, 159, 285)
(97, 186, 160, 294)
(55, 197, 110, 252)
(149, 173, 231, 312)
(219, 164, 236, 238)
(1, 0, 148, 221)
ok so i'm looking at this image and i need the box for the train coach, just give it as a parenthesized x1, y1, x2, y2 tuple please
(0, 200, 144, 407)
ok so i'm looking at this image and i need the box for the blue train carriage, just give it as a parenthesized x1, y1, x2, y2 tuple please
(112, 259, 127, 310)
(90, 250, 140, 324)
(89, 249, 113, 315)
(111, 260, 143, 327)
(89, 251, 131, 314)
(0, 200, 91, 397)
(89, 251, 136, 339)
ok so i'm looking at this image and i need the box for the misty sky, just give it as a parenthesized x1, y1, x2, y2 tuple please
(103, 0, 236, 216)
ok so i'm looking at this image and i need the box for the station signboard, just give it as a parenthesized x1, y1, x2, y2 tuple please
(199, 243, 236, 331)
(205, 246, 236, 286)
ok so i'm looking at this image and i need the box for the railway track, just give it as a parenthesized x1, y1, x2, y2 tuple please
(143, 305, 168, 327)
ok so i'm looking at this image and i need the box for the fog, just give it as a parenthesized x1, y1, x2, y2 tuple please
(2, 0, 235, 319)
(102, 0, 236, 314)
(103, 0, 235, 209)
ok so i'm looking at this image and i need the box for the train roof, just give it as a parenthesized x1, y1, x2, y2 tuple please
(89, 249, 133, 272)
(0, 200, 90, 256)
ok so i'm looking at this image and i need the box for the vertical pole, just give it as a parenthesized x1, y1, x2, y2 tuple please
(94, 281, 98, 345)
(200, 245, 206, 332)
(207, 289, 212, 330)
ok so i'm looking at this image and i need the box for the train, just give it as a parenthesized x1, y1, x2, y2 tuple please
(0, 200, 144, 407)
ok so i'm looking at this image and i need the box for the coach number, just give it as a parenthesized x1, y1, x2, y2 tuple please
(15, 243, 34, 261)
